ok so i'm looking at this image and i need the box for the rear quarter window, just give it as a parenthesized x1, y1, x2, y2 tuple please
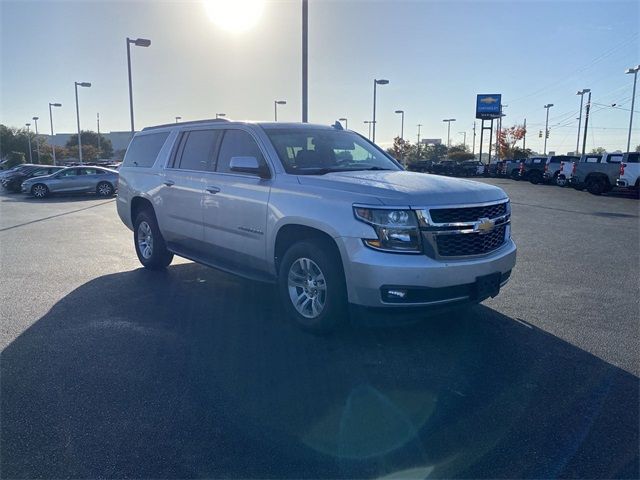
(122, 132, 170, 168)
(625, 153, 639, 163)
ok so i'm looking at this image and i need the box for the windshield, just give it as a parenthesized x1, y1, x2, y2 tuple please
(266, 129, 401, 174)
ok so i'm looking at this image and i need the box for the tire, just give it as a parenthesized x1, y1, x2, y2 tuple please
(556, 175, 567, 187)
(529, 171, 543, 185)
(586, 177, 606, 195)
(510, 169, 520, 180)
(96, 181, 114, 197)
(133, 210, 174, 270)
(278, 239, 347, 333)
(31, 183, 49, 199)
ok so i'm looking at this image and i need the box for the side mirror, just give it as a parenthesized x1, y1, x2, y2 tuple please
(229, 156, 269, 178)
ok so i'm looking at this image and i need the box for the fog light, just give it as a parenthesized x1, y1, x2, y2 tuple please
(385, 289, 408, 300)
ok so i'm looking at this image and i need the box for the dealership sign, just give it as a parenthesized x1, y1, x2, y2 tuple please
(476, 94, 502, 119)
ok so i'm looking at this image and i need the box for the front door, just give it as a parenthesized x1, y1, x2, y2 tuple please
(48, 167, 83, 192)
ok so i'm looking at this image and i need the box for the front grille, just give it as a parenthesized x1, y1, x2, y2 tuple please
(435, 225, 507, 257)
(430, 202, 507, 223)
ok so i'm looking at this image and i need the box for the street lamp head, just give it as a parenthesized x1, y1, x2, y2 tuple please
(339, 117, 347, 121)
(375, 79, 389, 85)
(50, 103, 62, 107)
(275, 100, 286, 105)
(394, 110, 404, 114)
(76, 82, 91, 87)
(216, 113, 226, 117)
(544, 104, 554, 108)
(25, 123, 30, 127)
(32, 116, 39, 121)
(625, 65, 640, 74)
(133, 38, 151, 47)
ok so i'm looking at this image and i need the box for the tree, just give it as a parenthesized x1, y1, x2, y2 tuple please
(591, 147, 606, 154)
(512, 147, 532, 159)
(65, 130, 113, 159)
(635, 144, 639, 152)
(66, 145, 100, 162)
(0, 125, 35, 162)
(495, 124, 526, 159)
(386, 136, 412, 164)
(448, 151, 475, 162)
(422, 143, 448, 162)
(3, 151, 25, 169)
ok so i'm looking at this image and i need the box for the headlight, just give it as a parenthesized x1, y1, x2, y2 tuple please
(353, 206, 421, 253)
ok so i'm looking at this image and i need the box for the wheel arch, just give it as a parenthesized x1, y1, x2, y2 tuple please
(131, 196, 156, 224)
(273, 224, 345, 278)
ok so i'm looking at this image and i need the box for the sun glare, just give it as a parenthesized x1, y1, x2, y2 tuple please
(203, 0, 266, 33)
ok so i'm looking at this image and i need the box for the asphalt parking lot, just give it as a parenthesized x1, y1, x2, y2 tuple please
(1, 179, 638, 478)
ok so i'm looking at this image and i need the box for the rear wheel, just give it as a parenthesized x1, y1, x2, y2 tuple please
(31, 184, 49, 199)
(586, 177, 607, 195)
(556, 174, 567, 187)
(96, 181, 114, 197)
(529, 171, 543, 184)
(278, 239, 347, 333)
(133, 210, 173, 269)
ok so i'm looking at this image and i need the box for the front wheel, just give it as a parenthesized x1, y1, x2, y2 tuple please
(529, 171, 543, 185)
(133, 210, 173, 270)
(278, 240, 347, 333)
(31, 184, 49, 199)
(556, 175, 567, 187)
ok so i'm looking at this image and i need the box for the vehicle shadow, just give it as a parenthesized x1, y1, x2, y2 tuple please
(1, 263, 638, 479)
(0, 191, 115, 204)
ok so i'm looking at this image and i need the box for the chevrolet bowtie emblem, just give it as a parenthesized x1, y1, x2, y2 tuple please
(475, 217, 495, 233)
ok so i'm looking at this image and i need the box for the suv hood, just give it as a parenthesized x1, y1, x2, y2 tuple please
(297, 170, 507, 206)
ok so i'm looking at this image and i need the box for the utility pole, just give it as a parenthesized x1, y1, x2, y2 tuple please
(523, 118, 526, 151)
(543, 103, 553, 155)
(417, 123, 422, 159)
(581, 91, 592, 156)
(472, 122, 476, 155)
(32, 117, 40, 163)
(302, 0, 308, 122)
(97, 113, 101, 158)
(576, 89, 590, 155)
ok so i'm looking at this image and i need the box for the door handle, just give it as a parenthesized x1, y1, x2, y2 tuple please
(163, 180, 175, 187)
(205, 186, 221, 194)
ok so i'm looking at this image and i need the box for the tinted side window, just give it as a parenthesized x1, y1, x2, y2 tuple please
(606, 154, 623, 163)
(123, 132, 169, 168)
(177, 130, 221, 171)
(584, 156, 600, 163)
(625, 153, 639, 163)
(216, 130, 266, 174)
(58, 168, 79, 177)
(31, 169, 49, 176)
(81, 168, 99, 175)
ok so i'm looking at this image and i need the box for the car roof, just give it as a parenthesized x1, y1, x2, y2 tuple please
(141, 118, 342, 133)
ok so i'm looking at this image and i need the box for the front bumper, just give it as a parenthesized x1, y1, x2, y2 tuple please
(337, 236, 517, 308)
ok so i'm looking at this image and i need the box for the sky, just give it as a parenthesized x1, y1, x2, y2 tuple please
(1, 0, 639, 154)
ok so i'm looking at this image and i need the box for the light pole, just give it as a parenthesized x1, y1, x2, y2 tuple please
(274, 100, 286, 121)
(417, 123, 423, 158)
(394, 110, 404, 139)
(215, 113, 226, 119)
(48, 102, 61, 166)
(126, 37, 151, 135)
(575, 89, 590, 154)
(339, 117, 348, 129)
(625, 65, 640, 152)
(75, 81, 91, 165)
(458, 131, 466, 148)
(32, 117, 40, 163)
(543, 103, 553, 155)
(364, 121, 373, 140)
(372, 79, 389, 143)
(25, 123, 32, 163)
(472, 122, 477, 154)
(175, 116, 181, 123)
(442, 119, 456, 147)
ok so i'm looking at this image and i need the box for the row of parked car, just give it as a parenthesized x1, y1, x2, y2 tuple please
(409, 152, 639, 196)
(0, 163, 119, 198)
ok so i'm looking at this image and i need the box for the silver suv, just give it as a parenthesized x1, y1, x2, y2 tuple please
(117, 119, 516, 331)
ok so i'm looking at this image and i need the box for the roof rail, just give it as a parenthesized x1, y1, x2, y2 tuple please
(142, 118, 230, 131)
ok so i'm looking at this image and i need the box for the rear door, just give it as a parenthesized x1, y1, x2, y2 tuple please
(157, 129, 222, 254)
(201, 128, 272, 275)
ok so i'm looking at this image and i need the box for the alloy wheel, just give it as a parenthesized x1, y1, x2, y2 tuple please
(287, 257, 327, 319)
(137, 221, 154, 259)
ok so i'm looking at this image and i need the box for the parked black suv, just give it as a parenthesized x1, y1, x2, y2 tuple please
(2, 165, 64, 192)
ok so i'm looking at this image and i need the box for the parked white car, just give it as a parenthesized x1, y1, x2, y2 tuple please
(616, 152, 639, 192)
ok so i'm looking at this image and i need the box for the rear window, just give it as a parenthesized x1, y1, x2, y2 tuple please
(624, 153, 639, 163)
(123, 132, 169, 168)
(606, 154, 623, 163)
